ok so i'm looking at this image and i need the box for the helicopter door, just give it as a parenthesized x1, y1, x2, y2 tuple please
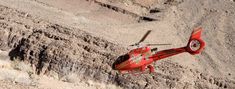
(145, 51, 152, 60)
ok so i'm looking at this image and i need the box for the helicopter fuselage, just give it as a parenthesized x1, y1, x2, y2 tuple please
(114, 27, 205, 73)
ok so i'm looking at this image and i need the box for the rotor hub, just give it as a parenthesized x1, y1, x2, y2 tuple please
(189, 39, 201, 51)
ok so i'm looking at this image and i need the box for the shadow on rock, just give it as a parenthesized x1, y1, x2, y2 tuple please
(8, 42, 24, 61)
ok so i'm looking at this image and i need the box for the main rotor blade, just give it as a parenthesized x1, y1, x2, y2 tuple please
(138, 30, 152, 43)
(129, 43, 138, 46)
(146, 43, 172, 46)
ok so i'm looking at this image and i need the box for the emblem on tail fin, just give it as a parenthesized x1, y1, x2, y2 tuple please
(186, 27, 205, 54)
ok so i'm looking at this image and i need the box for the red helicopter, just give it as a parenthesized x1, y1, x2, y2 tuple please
(114, 27, 205, 74)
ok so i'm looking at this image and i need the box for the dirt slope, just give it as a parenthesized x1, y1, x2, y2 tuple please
(0, 0, 235, 89)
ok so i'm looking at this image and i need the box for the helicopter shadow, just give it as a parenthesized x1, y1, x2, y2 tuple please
(112, 54, 130, 70)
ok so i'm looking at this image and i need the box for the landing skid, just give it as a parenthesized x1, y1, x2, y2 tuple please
(119, 65, 155, 76)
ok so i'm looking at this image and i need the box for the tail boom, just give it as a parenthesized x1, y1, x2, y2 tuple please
(150, 47, 186, 61)
(150, 27, 205, 61)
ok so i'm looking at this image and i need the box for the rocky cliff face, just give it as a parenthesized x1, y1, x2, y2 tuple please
(0, 0, 235, 88)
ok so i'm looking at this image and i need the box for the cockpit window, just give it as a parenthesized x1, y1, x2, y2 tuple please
(114, 54, 129, 65)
